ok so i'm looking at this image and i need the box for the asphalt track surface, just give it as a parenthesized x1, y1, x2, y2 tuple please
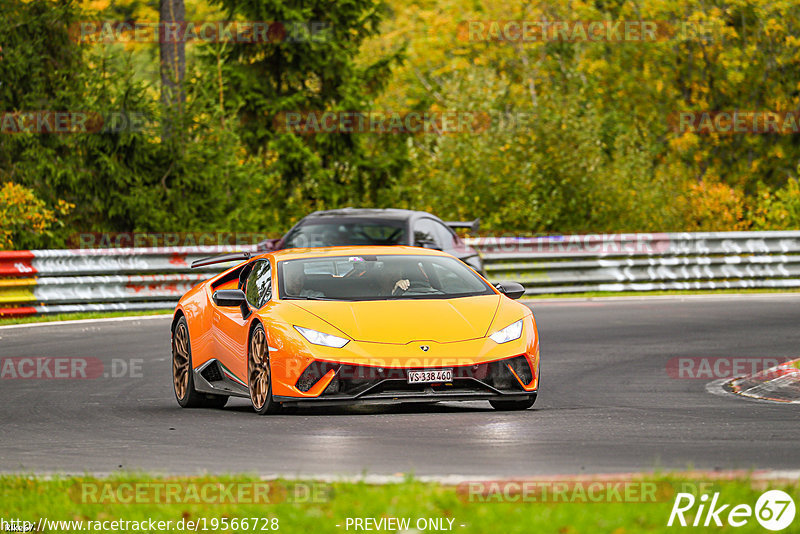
(1, 295, 798, 477)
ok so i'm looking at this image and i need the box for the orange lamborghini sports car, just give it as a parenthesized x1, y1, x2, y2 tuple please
(171, 246, 539, 414)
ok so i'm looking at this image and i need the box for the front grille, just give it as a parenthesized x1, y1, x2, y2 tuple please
(367, 380, 489, 396)
(295, 355, 535, 397)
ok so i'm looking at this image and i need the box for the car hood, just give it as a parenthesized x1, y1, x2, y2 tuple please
(288, 295, 501, 344)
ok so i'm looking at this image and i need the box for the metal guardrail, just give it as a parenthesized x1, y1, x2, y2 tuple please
(2, 231, 800, 316)
(474, 231, 800, 294)
(0, 246, 258, 317)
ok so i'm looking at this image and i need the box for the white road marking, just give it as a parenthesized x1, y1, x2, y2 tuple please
(531, 292, 800, 304)
(7, 469, 800, 484)
(0, 314, 172, 331)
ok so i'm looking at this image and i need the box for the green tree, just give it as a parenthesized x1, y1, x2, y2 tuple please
(369, 0, 800, 233)
(0, 0, 266, 245)
(159, 0, 187, 137)
(208, 0, 408, 222)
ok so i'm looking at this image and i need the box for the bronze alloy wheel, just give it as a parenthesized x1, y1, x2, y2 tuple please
(248, 324, 279, 414)
(172, 321, 191, 400)
(171, 316, 228, 409)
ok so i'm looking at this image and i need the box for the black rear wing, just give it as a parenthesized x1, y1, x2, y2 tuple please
(191, 252, 251, 269)
(445, 218, 480, 233)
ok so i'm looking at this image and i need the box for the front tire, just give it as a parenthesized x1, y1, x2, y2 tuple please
(489, 394, 537, 411)
(172, 316, 228, 409)
(248, 323, 281, 415)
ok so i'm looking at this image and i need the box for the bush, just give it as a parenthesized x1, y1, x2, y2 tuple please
(0, 182, 71, 250)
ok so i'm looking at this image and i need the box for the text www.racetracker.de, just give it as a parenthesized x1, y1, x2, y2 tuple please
(0, 517, 280, 532)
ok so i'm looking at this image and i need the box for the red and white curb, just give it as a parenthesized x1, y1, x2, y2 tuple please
(706, 358, 800, 404)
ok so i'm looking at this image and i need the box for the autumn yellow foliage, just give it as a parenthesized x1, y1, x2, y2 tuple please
(0, 183, 71, 250)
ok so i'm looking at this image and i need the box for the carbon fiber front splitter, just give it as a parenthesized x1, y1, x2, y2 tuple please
(273, 391, 537, 407)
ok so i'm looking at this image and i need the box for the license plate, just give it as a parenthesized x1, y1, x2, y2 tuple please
(407, 369, 453, 384)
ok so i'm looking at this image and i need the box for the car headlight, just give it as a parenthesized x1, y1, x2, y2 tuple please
(489, 319, 523, 344)
(294, 326, 349, 348)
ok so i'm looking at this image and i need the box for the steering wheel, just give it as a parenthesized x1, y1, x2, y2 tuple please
(343, 264, 367, 279)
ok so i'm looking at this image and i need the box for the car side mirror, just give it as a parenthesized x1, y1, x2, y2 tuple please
(494, 282, 525, 300)
(213, 289, 247, 307)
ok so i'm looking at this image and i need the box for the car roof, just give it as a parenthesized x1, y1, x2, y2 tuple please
(300, 208, 435, 222)
(258, 245, 451, 262)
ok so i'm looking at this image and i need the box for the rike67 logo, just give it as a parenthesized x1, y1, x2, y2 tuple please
(668, 490, 796, 530)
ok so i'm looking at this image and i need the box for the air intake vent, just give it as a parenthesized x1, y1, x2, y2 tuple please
(296, 361, 339, 392)
(506, 355, 533, 385)
(201, 362, 223, 382)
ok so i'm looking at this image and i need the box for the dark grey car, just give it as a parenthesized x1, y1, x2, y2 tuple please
(258, 208, 484, 274)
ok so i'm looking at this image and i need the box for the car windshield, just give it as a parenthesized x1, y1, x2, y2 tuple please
(278, 255, 493, 301)
(282, 219, 406, 248)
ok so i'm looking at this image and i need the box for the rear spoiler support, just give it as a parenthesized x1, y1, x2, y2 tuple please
(191, 252, 251, 269)
(445, 218, 480, 233)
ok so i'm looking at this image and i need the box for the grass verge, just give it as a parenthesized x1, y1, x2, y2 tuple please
(1, 473, 797, 533)
(0, 309, 172, 326)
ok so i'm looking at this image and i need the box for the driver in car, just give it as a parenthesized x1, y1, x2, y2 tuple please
(377, 265, 410, 296)
(284, 263, 325, 298)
